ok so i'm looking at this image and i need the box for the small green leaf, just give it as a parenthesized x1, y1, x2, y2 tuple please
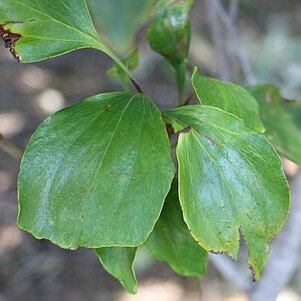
(0, 0, 127, 73)
(247, 84, 301, 165)
(107, 48, 139, 91)
(145, 179, 208, 276)
(125, 47, 139, 70)
(146, 0, 193, 103)
(96, 247, 137, 294)
(284, 101, 301, 130)
(18, 92, 175, 249)
(164, 105, 290, 280)
(88, 0, 154, 52)
(192, 68, 265, 133)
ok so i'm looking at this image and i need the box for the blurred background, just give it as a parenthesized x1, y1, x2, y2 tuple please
(0, 0, 301, 300)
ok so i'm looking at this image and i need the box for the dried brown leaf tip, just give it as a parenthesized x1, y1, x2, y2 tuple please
(0, 23, 22, 62)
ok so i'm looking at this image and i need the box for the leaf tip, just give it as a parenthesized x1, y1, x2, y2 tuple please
(247, 260, 261, 282)
(192, 66, 198, 74)
(191, 66, 199, 82)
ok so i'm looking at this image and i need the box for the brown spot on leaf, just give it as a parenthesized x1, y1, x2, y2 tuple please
(2, 20, 24, 25)
(105, 105, 111, 112)
(248, 262, 259, 282)
(195, 129, 217, 145)
(208, 249, 224, 255)
(265, 91, 272, 103)
(166, 124, 174, 137)
(180, 126, 191, 134)
(0, 23, 22, 62)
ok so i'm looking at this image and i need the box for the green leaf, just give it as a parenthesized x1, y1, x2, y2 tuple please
(247, 84, 301, 165)
(88, 0, 154, 52)
(284, 101, 301, 159)
(0, 0, 126, 72)
(163, 105, 290, 280)
(146, 0, 193, 103)
(96, 247, 137, 294)
(107, 48, 139, 91)
(192, 68, 265, 133)
(284, 101, 301, 130)
(18, 92, 175, 249)
(145, 179, 208, 276)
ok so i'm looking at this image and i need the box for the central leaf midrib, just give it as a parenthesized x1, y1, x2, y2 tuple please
(111, 96, 146, 217)
(12, 0, 101, 46)
(190, 130, 239, 253)
(32, 96, 125, 237)
(78, 94, 139, 245)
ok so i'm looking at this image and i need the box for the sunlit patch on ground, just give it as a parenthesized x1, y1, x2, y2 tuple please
(277, 290, 301, 301)
(0, 112, 25, 136)
(0, 225, 23, 254)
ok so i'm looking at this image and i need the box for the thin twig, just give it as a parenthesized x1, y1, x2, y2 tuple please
(181, 91, 195, 107)
(205, 0, 231, 81)
(0, 133, 23, 160)
(228, 0, 239, 21)
(211, 0, 256, 85)
(130, 78, 144, 94)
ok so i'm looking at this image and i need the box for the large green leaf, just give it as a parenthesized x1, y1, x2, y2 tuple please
(0, 0, 125, 70)
(146, 0, 193, 102)
(145, 180, 208, 276)
(88, 0, 154, 52)
(18, 92, 175, 249)
(163, 105, 290, 280)
(247, 84, 301, 165)
(192, 68, 265, 133)
(96, 247, 137, 294)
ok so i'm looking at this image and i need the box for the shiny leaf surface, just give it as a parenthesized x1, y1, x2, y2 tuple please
(145, 180, 208, 276)
(96, 247, 137, 294)
(18, 92, 175, 249)
(247, 84, 301, 164)
(0, 0, 126, 71)
(164, 105, 290, 279)
(192, 68, 265, 133)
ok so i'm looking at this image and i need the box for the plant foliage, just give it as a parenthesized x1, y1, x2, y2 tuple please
(1, 0, 300, 294)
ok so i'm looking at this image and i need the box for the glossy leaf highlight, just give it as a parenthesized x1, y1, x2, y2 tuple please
(0, 0, 127, 72)
(164, 105, 290, 279)
(18, 92, 175, 249)
(192, 68, 265, 133)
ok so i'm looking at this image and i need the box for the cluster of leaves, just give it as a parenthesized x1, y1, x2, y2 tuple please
(1, 0, 301, 294)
